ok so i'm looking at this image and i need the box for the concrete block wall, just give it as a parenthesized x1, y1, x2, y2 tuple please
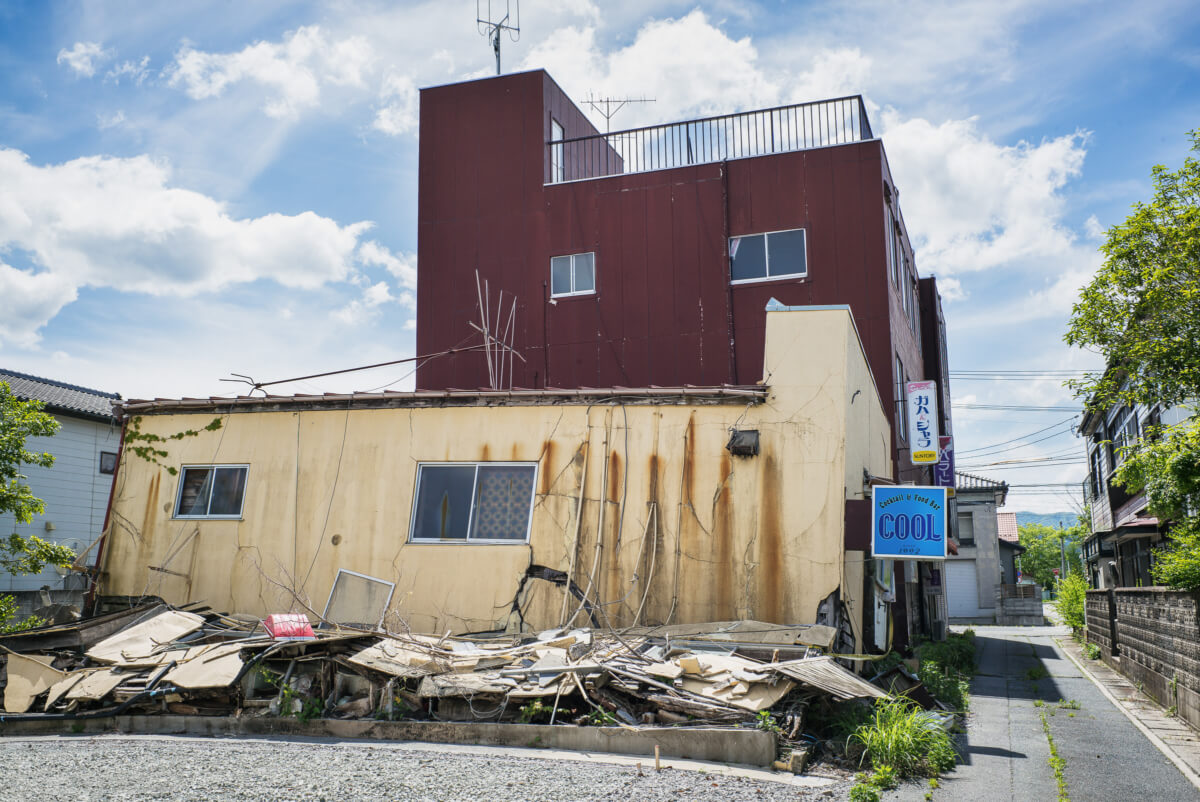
(994, 585, 1044, 626)
(1086, 588, 1200, 731)
(1085, 590, 1113, 655)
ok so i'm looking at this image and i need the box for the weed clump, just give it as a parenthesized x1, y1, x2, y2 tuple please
(850, 697, 957, 778)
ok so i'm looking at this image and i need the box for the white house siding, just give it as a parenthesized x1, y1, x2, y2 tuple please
(0, 414, 119, 592)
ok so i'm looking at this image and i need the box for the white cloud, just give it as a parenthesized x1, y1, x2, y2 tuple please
(1084, 214, 1105, 240)
(0, 263, 77, 349)
(333, 280, 413, 325)
(372, 72, 418, 136)
(167, 26, 373, 119)
(0, 147, 379, 346)
(516, 9, 871, 132)
(107, 56, 151, 87)
(57, 42, 112, 78)
(357, 240, 416, 289)
(880, 114, 1089, 278)
(96, 110, 126, 130)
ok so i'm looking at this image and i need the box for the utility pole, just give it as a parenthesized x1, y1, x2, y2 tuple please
(1059, 519, 1068, 579)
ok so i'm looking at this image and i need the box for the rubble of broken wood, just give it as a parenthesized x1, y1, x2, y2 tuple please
(0, 604, 888, 737)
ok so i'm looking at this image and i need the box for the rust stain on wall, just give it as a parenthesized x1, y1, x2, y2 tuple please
(757, 453, 784, 622)
(604, 449, 624, 605)
(607, 449, 622, 503)
(141, 473, 160, 544)
(480, 443, 491, 462)
(713, 451, 734, 618)
(539, 440, 555, 494)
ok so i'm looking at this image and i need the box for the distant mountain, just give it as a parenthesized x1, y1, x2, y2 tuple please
(1013, 511, 1079, 529)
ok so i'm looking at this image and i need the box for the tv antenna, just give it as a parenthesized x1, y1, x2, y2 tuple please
(477, 1, 520, 76)
(582, 93, 656, 133)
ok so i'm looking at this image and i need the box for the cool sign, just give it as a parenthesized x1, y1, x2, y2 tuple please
(871, 486, 948, 560)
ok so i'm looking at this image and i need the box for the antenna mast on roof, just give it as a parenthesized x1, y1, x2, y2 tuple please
(477, 0, 520, 76)
(582, 93, 656, 133)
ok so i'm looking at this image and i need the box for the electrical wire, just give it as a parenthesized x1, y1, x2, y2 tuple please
(955, 415, 1078, 455)
(952, 403, 1080, 411)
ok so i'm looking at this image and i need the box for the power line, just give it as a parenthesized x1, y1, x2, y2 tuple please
(956, 415, 1078, 455)
(951, 373, 1090, 376)
(956, 427, 1080, 460)
(953, 403, 1080, 411)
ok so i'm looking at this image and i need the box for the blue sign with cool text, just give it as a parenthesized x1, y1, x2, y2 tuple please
(871, 486, 948, 560)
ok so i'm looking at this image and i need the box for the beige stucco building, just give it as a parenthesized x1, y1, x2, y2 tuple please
(96, 307, 891, 651)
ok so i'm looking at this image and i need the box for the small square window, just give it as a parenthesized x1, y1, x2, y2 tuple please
(409, 462, 536, 543)
(729, 228, 806, 284)
(550, 252, 597, 297)
(174, 465, 248, 519)
(99, 451, 118, 475)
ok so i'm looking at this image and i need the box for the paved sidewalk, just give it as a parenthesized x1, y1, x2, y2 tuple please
(1056, 634, 1200, 783)
(890, 625, 1198, 801)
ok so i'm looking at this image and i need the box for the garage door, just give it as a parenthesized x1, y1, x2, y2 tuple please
(947, 560, 983, 618)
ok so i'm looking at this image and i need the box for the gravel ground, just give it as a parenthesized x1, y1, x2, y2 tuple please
(0, 735, 853, 801)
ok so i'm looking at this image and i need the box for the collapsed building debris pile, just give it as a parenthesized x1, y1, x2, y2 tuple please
(0, 605, 887, 736)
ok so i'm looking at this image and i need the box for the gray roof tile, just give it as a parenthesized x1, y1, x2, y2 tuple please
(0, 369, 119, 421)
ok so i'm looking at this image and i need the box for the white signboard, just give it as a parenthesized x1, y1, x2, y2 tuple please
(906, 380, 939, 464)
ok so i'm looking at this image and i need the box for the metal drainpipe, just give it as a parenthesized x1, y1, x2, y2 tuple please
(722, 162, 738, 383)
(85, 417, 127, 615)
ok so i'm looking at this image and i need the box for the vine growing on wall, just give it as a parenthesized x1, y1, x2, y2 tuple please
(123, 415, 224, 475)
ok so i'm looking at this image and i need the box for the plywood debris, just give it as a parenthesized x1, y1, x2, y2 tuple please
(3, 653, 65, 713)
(85, 610, 205, 665)
(4, 603, 893, 746)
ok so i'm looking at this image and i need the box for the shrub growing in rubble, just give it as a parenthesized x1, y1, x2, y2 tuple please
(850, 697, 957, 778)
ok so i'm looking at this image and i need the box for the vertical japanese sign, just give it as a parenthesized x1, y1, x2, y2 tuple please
(934, 436, 955, 487)
(871, 486, 948, 560)
(905, 380, 939, 464)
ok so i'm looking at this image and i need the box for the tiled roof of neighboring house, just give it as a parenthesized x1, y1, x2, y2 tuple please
(955, 471, 1009, 506)
(0, 369, 120, 422)
(997, 511, 1019, 543)
(956, 471, 1008, 491)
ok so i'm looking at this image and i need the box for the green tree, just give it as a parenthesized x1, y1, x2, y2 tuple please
(1017, 522, 1085, 589)
(1065, 130, 1200, 590)
(1065, 129, 1200, 412)
(0, 381, 76, 632)
(1114, 418, 1200, 589)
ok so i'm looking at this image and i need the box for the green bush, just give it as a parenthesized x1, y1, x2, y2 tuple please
(919, 660, 970, 711)
(917, 631, 976, 676)
(1054, 573, 1088, 632)
(850, 697, 958, 778)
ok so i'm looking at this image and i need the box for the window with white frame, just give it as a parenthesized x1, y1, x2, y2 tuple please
(174, 465, 248, 518)
(729, 228, 807, 283)
(957, 512, 975, 544)
(895, 356, 908, 444)
(888, 213, 903, 286)
(409, 462, 537, 542)
(550, 119, 565, 183)
(550, 252, 595, 297)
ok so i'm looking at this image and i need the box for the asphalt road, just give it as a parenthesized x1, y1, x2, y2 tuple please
(894, 625, 1198, 801)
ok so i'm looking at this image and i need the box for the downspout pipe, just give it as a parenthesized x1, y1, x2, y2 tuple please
(85, 417, 127, 615)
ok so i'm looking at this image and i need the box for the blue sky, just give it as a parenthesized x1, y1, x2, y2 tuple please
(1, 0, 1198, 512)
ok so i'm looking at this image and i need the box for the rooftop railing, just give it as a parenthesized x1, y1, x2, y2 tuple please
(546, 95, 873, 184)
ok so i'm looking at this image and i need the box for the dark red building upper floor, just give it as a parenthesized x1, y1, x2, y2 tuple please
(415, 69, 943, 481)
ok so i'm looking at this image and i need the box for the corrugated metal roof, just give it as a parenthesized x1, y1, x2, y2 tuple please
(997, 511, 1019, 543)
(119, 384, 769, 416)
(0, 369, 119, 421)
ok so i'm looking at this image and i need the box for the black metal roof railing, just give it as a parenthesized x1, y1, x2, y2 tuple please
(546, 95, 873, 184)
